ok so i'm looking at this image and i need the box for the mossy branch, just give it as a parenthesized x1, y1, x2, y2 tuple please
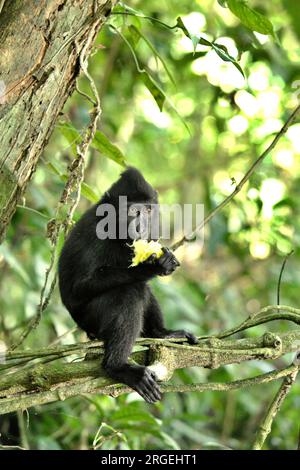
(1, 304, 300, 416)
(0, 305, 299, 451)
(252, 364, 300, 450)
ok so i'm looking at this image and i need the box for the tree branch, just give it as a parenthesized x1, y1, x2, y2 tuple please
(252, 362, 300, 450)
(1, 309, 300, 415)
(171, 103, 300, 251)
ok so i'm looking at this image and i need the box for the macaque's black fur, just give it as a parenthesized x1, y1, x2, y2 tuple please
(58, 167, 197, 403)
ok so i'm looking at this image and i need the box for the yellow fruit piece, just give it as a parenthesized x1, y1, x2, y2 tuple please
(130, 239, 163, 267)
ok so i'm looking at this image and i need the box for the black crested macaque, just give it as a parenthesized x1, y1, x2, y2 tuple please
(58, 167, 197, 403)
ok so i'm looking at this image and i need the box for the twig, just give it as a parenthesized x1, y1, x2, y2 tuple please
(252, 358, 300, 450)
(0, 445, 27, 450)
(0, 363, 298, 416)
(49, 327, 78, 347)
(99, 35, 122, 100)
(111, 8, 178, 30)
(3, 305, 300, 366)
(0, 0, 6, 16)
(75, 83, 96, 106)
(1, 327, 300, 415)
(17, 410, 30, 450)
(171, 103, 300, 251)
(277, 250, 294, 305)
(155, 364, 299, 394)
(216, 304, 300, 339)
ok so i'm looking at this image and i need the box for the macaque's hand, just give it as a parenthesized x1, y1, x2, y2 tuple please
(145, 247, 180, 276)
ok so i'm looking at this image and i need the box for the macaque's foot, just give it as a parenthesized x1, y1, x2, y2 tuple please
(107, 364, 162, 404)
(163, 329, 198, 345)
(132, 367, 162, 403)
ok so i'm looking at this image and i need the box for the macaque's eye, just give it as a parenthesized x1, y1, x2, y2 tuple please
(141, 206, 152, 214)
(128, 205, 139, 216)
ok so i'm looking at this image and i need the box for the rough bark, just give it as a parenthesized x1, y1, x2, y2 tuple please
(0, 0, 116, 242)
(1, 330, 300, 415)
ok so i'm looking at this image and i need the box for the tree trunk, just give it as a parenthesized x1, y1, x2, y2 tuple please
(0, 0, 116, 242)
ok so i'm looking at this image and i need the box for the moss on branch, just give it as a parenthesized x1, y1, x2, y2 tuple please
(0, 324, 299, 415)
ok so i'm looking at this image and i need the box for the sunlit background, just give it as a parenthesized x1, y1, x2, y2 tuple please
(1, 0, 300, 450)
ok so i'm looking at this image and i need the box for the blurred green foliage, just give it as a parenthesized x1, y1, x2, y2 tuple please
(1, 0, 300, 450)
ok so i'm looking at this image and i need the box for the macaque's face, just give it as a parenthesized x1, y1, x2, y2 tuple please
(126, 201, 160, 241)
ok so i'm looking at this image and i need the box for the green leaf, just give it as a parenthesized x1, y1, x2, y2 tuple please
(176, 18, 244, 77)
(0, 244, 31, 286)
(58, 121, 126, 168)
(91, 130, 126, 167)
(158, 432, 180, 450)
(283, 0, 300, 41)
(273, 197, 295, 209)
(141, 71, 191, 134)
(112, 23, 190, 133)
(57, 121, 82, 151)
(202, 441, 233, 450)
(127, 24, 141, 48)
(227, 0, 274, 36)
(176, 16, 200, 54)
(46, 161, 62, 177)
(81, 182, 99, 203)
(211, 42, 245, 77)
(198, 37, 212, 47)
(141, 71, 165, 111)
(128, 25, 176, 86)
(175, 16, 190, 36)
(198, 38, 244, 77)
(46, 161, 99, 203)
(111, 403, 159, 425)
